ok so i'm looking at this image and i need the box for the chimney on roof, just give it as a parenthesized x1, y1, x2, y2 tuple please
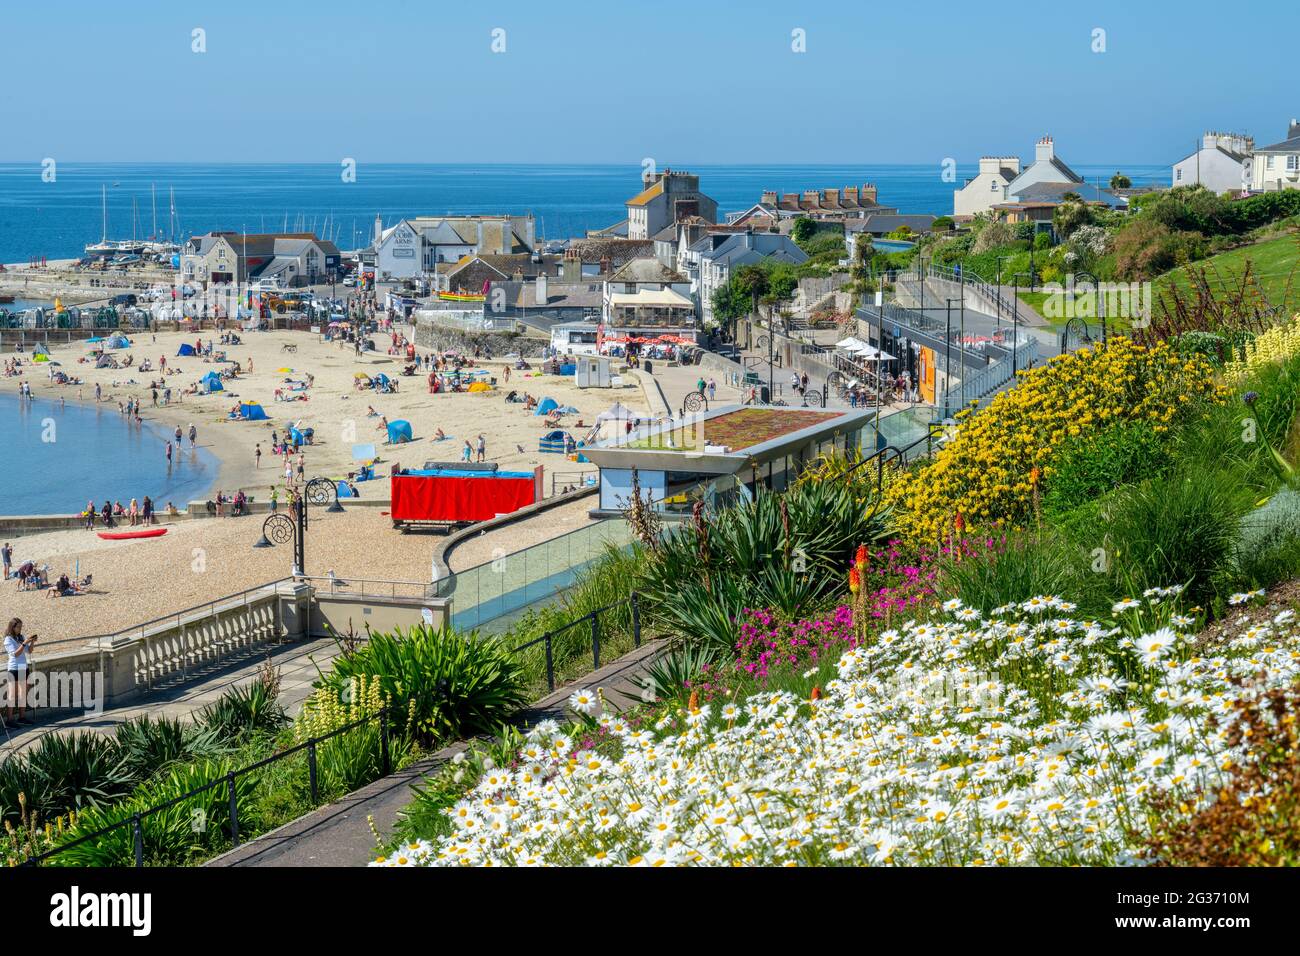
(844, 186, 859, 205)
(1290, 119, 1300, 139)
(761, 190, 777, 205)
(561, 248, 581, 281)
(1035, 136, 1055, 163)
(802, 190, 820, 208)
(535, 272, 548, 306)
(373, 213, 382, 244)
(599, 255, 612, 275)
(862, 184, 878, 204)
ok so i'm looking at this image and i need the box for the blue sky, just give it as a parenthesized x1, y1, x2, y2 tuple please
(3, 0, 1295, 165)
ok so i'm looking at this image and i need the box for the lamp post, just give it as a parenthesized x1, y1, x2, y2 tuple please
(253, 478, 344, 576)
(994, 255, 1010, 327)
(944, 297, 956, 420)
(1011, 275, 1020, 376)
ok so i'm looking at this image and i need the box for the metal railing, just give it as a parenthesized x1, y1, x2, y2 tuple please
(19, 589, 649, 867)
(509, 593, 641, 694)
(299, 575, 436, 601)
(45, 579, 291, 653)
(550, 470, 598, 497)
(19, 705, 395, 868)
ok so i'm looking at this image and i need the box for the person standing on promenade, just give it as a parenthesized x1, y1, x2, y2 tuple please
(4, 619, 36, 726)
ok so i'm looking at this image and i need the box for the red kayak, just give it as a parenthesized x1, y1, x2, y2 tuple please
(96, 528, 169, 541)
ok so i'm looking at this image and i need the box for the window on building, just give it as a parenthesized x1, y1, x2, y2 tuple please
(1176, 169, 1182, 181)
(991, 181, 999, 191)
(1289, 155, 1299, 171)
(1267, 156, 1275, 170)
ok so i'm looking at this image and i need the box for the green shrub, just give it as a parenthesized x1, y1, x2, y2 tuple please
(1043, 421, 1172, 518)
(637, 481, 890, 648)
(1, 733, 132, 827)
(1101, 465, 1252, 604)
(318, 624, 528, 746)
(632, 642, 725, 704)
(112, 715, 226, 784)
(49, 759, 257, 867)
(940, 532, 1103, 615)
(195, 678, 288, 743)
(1237, 489, 1300, 587)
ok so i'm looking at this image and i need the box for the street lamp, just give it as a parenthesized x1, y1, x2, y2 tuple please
(252, 478, 345, 575)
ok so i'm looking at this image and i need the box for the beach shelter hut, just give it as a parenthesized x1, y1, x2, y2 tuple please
(534, 396, 559, 417)
(177, 343, 196, 356)
(201, 371, 224, 393)
(239, 401, 269, 421)
(387, 419, 413, 444)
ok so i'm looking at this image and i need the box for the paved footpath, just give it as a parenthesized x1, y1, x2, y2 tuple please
(0, 637, 342, 757)
(207, 640, 665, 867)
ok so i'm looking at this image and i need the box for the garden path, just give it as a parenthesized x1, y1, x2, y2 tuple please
(0, 636, 340, 757)
(206, 639, 665, 867)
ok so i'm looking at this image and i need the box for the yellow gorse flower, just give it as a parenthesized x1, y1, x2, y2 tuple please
(884, 337, 1220, 544)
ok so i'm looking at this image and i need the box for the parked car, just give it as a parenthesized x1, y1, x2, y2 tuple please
(342, 275, 357, 287)
(109, 293, 137, 307)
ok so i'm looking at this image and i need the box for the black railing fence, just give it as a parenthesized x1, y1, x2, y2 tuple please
(510, 593, 641, 693)
(19, 591, 645, 868)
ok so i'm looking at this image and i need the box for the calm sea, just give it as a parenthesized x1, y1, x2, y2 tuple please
(0, 162, 1169, 264)
(0, 394, 217, 515)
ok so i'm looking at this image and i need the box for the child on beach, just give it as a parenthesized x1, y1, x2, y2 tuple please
(462, 440, 473, 463)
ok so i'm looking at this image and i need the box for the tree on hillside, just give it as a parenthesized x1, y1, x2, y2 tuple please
(791, 217, 817, 244)
(1110, 173, 1132, 190)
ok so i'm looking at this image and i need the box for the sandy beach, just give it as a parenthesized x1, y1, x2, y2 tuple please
(0, 326, 649, 506)
(0, 327, 647, 644)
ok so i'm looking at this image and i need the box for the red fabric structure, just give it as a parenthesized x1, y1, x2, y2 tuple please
(390, 474, 536, 523)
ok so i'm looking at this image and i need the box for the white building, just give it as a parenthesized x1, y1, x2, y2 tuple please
(1250, 120, 1300, 192)
(953, 157, 1022, 219)
(1172, 133, 1253, 194)
(365, 214, 535, 280)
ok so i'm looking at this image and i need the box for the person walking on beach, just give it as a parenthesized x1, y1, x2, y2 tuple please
(1, 543, 11, 582)
(165, 439, 173, 466)
(174, 425, 182, 447)
(94, 382, 102, 402)
(188, 423, 197, 448)
(476, 433, 486, 463)
(255, 444, 262, 469)
(462, 439, 473, 463)
(151, 386, 157, 406)
(4, 619, 37, 726)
